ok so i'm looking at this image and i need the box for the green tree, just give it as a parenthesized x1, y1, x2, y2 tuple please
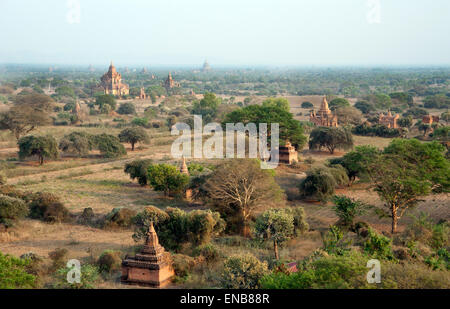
(95, 94, 117, 111)
(192, 92, 221, 123)
(301, 101, 314, 109)
(59, 132, 95, 156)
(220, 254, 268, 289)
(0, 252, 36, 289)
(331, 145, 380, 184)
(397, 116, 413, 128)
(117, 102, 136, 115)
(147, 164, 189, 196)
(94, 134, 126, 158)
(0, 195, 29, 228)
(255, 209, 294, 259)
(332, 195, 368, 227)
(223, 104, 307, 150)
(18, 135, 58, 165)
(329, 98, 350, 111)
(124, 159, 152, 186)
(262, 97, 290, 111)
(309, 127, 354, 154)
(118, 127, 149, 151)
(368, 139, 449, 233)
(0, 94, 54, 139)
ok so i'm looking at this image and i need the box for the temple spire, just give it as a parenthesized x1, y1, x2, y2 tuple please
(180, 156, 189, 175)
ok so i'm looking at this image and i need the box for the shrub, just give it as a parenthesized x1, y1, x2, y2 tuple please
(193, 244, 219, 263)
(118, 127, 149, 151)
(309, 127, 354, 154)
(0, 252, 36, 288)
(322, 225, 349, 255)
(117, 102, 136, 115)
(188, 209, 225, 246)
(97, 250, 122, 274)
(220, 254, 268, 289)
(285, 207, 309, 236)
(103, 207, 137, 229)
(364, 228, 394, 260)
(133, 207, 224, 251)
(147, 163, 189, 196)
(124, 159, 152, 186)
(53, 264, 100, 289)
(94, 134, 126, 158)
(255, 208, 294, 259)
(260, 252, 368, 289)
(299, 167, 336, 202)
(301, 101, 313, 108)
(131, 117, 149, 127)
(0, 172, 6, 185)
(332, 195, 368, 227)
(59, 132, 94, 157)
(0, 195, 28, 228)
(352, 123, 401, 138)
(132, 206, 170, 241)
(48, 248, 68, 272)
(18, 135, 58, 165)
(78, 207, 95, 225)
(29, 192, 70, 223)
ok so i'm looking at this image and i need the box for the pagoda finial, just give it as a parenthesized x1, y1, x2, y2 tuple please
(180, 156, 189, 175)
(145, 221, 159, 247)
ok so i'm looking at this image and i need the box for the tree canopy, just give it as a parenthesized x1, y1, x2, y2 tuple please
(309, 127, 354, 154)
(18, 135, 58, 165)
(118, 127, 149, 151)
(0, 94, 54, 139)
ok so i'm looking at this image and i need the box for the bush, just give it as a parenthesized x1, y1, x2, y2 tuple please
(103, 207, 137, 229)
(332, 195, 368, 227)
(97, 250, 122, 274)
(94, 134, 127, 158)
(0, 172, 6, 185)
(0, 252, 36, 288)
(53, 264, 100, 289)
(78, 207, 95, 225)
(118, 127, 149, 151)
(132, 207, 225, 251)
(193, 244, 220, 263)
(285, 207, 309, 236)
(309, 127, 354, 154)
(117, 102, 136, 115)
(301, 101, 313, 108)
(260, 252, 369, 289)
(147, 163, 189, 197)
(220, 254, 268, 289)
(29, 192, 70, 223)
(124, 159, 152, 186)
(352, 123, 401, 138)
(364, 228, 394, 260)
(0, 194, 28, 228)
(299, 167, 336, 202)
(18, 135, 59, 165)
(48, 248, 68, 272)
(59, 132, 95, 157)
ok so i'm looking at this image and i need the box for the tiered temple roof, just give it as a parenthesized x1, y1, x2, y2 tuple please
(309, 97, 338, 127)
(100, 62, 129, 96)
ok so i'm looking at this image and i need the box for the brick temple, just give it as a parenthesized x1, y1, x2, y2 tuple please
(309, 97, 338, 127)
(379, 110, 399, 128)
(121, 222, 174, 287)
(101, 62, 130, 96)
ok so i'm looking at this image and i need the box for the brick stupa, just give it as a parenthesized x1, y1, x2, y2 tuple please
(121, 222, 174, 287)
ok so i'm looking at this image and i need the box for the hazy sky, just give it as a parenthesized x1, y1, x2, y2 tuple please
(0, 0, 449, 66)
